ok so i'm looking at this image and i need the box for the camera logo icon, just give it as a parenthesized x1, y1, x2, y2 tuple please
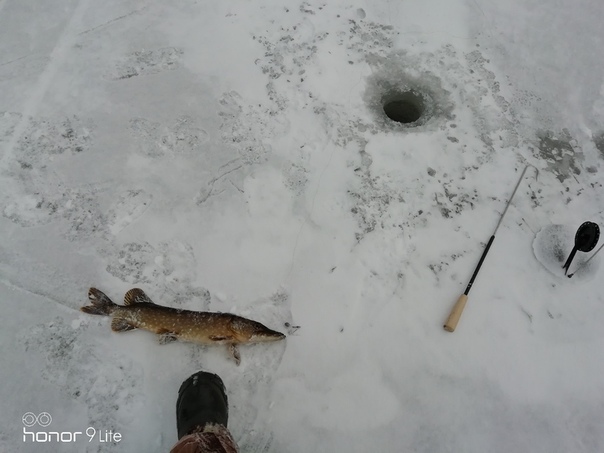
(22, 412, 52, 428)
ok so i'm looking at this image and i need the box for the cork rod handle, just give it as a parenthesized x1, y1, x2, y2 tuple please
(443, 294, 468, 332)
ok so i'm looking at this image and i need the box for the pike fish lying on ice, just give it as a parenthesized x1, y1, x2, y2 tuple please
(81, 288, 286, 365)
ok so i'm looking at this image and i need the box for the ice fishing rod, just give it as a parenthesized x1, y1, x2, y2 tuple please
(444, 164, 531, 332)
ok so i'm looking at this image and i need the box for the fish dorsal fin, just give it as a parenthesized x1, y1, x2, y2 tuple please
(124, 288, 155, 305)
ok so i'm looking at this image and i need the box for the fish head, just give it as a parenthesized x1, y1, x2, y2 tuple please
(231, 317, 286, 343)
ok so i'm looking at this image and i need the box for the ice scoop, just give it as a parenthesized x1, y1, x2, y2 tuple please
(562, 221, 600, 275)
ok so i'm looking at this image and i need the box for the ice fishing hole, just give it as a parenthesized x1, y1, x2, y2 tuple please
(382, 91, 425, 124)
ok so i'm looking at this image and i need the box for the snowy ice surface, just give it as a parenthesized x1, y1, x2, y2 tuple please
(1, 0, 604, 452)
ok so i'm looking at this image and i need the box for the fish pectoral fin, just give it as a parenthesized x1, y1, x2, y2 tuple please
(124, 288, 156, 305)
(157, 331, 179, 345)
(209, 335, 234, 342)
(229, 344, 241, 366)
(111, 316, 136, 332)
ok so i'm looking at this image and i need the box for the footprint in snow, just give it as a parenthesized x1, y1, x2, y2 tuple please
(129, 116, 209, 158)
(109, 47, 183, 80)
(106, 189, 153, 235)
(21, 317, 143, 432)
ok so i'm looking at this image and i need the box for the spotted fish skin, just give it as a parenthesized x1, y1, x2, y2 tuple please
(81, 288, 286, 365)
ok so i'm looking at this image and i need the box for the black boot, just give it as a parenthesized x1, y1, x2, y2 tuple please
(176, 371, 229, 439)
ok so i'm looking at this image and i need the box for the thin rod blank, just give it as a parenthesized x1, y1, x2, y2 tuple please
(464, 165, 529, 296)
(464, 235, 494, 295)
(493, 165, 529, 235)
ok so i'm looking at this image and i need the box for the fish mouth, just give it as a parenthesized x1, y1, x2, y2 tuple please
(251, 330, 286, 342)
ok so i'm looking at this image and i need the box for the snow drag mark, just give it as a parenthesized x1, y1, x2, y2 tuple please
(0, 54, 50, 87)
(0, 0, 92, 171)
(221, 290, 291, 452)
(195, 159, 244, 206)
(192, 88, 292, 205)
(0, 0, 96, 247)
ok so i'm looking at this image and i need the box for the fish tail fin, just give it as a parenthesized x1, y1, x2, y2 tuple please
(81, 288, 118, 316)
